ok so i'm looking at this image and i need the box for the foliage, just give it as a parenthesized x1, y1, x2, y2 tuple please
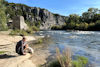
(3, 1, 100, 31)
(48, 60, 61, 67)
(0, 0, 8, 31)
(51, 25, 62, 30)
(72, 56, 88, 67)
(56, 48, 72, 67)
(47, 48, 88, 67)
(32, 26, 40, 31)
(51, 8, 100, 31)
(77, 56, 88, 65)
(38, 38, 43, 44)
(35, 21, 41, 28)
(0, 51, 7, 54)
(72, 60, 82, 67)
(35, 38, 43, 44)
(26, 28, 34, 34)
(9, 29, 28, 35)
(26, 20, 40, 31)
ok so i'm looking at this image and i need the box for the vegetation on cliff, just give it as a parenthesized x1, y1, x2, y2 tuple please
(0, 1, 100, 31)
(0, 0, 8, 31)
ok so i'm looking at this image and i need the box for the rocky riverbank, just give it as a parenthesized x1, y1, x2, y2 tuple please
(0, 32, 50, 67)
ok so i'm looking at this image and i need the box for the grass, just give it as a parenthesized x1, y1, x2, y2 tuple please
(56, 48, 72, 67)
(35, 38, 44, 44)
(47, 48, 88, 67)
(9, 29, 28, 36)
(72, 56, 88, 67)
(0, 51, 7, 54)
(9, 26, 39, 36)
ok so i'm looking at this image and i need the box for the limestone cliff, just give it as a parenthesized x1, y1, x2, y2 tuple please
(5, 2, 68, 30)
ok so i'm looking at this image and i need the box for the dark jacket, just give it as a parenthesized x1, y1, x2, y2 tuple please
(16, 40, 24, 55)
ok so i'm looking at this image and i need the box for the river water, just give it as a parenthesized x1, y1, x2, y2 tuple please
(36, 31, 100, 67)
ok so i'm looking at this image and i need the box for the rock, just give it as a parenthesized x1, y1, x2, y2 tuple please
(13, 16, 29, 30)
(6, 3, 68, 30)
(0, 53, 36, 67)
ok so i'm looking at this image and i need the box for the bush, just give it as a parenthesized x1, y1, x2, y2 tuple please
(48, 60, 61, 67)
(72, 56, 88, 67)
(26, 27, 34, 34)
(72, 60, 82, 67)
(9, 29, 28, 35)
(77, 56, 88, 65)
(9, 29, 19, 35)
(51, 25, 62, 30)
(48, 56, 88, 67)
(32, 26, 40, 31)
(35, 38, 43, 44)
(26, 21, 40, 31)
(19, 30, 28, 36)
(47, 48, 88, 67)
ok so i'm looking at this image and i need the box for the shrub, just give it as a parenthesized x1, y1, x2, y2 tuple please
(26, 27, 34, 34)
(26, 21, 40, 31)
(32, 26, 40, 31)
(72, 56, 88, 67)
(9, 30, 17, 35)
(77, 56, 88, 65)
(72, 60, 82, 67)
(56, 48, 72, 67)
(51, 25, 62, 30)
(35, 38, 43, 44)
(48, 60, 61, 67)
(9, 29, 28, 36)
(19, 30, 28, 36)
(47, 48, 88, 67)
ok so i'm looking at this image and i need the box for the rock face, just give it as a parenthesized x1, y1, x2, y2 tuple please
(13, 16, 28, 30)
(6, 3, 68, 30)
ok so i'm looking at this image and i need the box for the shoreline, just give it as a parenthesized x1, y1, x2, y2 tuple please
(0, 32, 48, 67)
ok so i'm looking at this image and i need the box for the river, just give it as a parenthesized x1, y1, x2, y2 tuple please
(35, 31, 100, 67)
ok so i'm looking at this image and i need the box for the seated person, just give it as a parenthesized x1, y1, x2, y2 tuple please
(16, 37, 34, 55)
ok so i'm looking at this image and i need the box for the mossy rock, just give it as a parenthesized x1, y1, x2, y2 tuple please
(0, 51, 7, 54)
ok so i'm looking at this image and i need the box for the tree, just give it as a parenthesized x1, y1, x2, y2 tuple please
(68, 14, 80, 23)
(82, 8, 100, 23)
(0, 0, 7, 30)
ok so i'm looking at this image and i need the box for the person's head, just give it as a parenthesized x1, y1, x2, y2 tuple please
(22, 37, 26, 42)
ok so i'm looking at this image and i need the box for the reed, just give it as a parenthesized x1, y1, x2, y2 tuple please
(56, 48, 72, 67)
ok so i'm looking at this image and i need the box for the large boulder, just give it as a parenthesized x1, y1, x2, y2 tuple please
(13, 16, 29, 30)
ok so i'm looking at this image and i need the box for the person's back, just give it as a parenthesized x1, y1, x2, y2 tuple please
(16, 40, 24, 55)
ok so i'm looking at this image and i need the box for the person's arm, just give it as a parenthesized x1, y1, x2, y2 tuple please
(24, 44, 28, 49)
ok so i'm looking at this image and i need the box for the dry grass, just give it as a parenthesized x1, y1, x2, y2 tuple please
(56, 48, 72, 67)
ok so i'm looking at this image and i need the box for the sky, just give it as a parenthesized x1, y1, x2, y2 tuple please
(6, 0, 100, 16)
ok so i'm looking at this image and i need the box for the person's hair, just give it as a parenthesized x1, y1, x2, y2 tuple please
(22, 37, 26, 40)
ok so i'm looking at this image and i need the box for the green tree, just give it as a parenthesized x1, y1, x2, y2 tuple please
(67, 22, 76, 29)
(68, 14, 80, 23)
(0, 0, 7, 30)
(82, 8, 100, 23)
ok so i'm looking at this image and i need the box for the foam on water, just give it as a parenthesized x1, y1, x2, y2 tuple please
(74, 31, 95, 34)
